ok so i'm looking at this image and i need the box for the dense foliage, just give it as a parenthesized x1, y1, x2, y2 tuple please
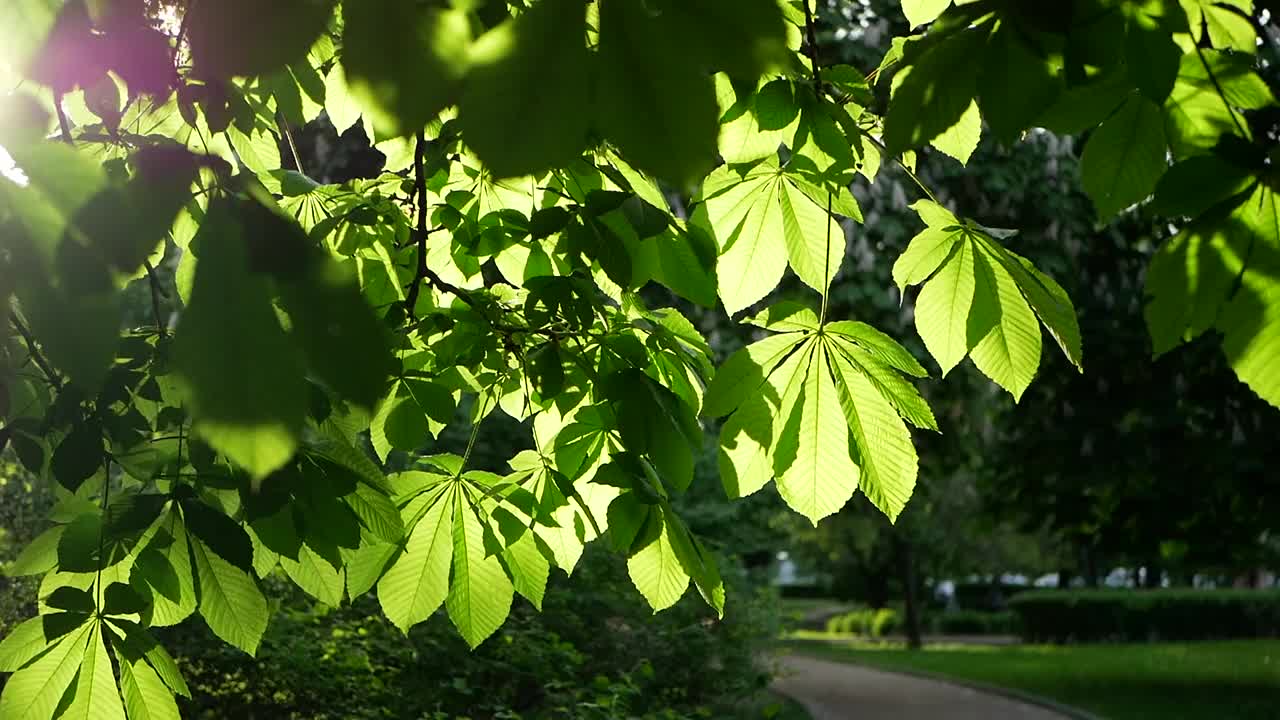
(1011, 588, 1280, 643)
(0, 0, 1278, 716)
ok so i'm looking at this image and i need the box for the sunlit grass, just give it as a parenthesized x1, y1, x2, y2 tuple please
(786, 638, 1280, 720)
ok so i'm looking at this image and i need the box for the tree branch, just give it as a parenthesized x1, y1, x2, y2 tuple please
(8, 312, 62, 389)
(54, 91, 74, 146)
(405, 131, 431, 318)
(802, 0, 823, 96)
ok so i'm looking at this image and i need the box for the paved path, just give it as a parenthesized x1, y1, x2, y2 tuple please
(771, 654, 1072, 720)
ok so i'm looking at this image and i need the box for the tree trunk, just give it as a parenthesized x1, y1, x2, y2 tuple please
(1081, 544, 1100, 588)
(1057, 567, 1074, 589)
(1143, 562, 1162, 588)
(895, 534, 924, 650)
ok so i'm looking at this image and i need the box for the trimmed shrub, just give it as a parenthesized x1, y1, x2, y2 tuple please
(1011, 589, 1280, 643)
(824, 608, 900, 638)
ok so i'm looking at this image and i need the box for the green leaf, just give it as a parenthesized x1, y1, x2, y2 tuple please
(627, 513, 689, 612)
(718, 392, 775, 499)
(703, 332, 804, 418)
(1081, 93, 1168, 221)
(652, 0, 786, 78)
(929, 100, 981, 165)
(281, 544, 344, 606)
(978, 24, 1063, 143)
(117, 652, 180, 720)
(1153, 154, 1255, 218)
(774, 343, 861, 524)
(823, 322, 929, 378)
(503, 531, 550, 610)
(966, 248, 1043, 401)
(705, 167, 787, 315)
(914, 235, 976, 375)
(0, 622, 89, 720)
(987, 243, 1084, 370)
(459, 0, 590, 178)
(595, 0, 718, 187)
(61, 623, 126, 720)
(378, 486, 453, 633)
(131, 511, 196, 627)
(446, 488, 514, 648)
(892, 226, 960, 293)
(188, 0, 334, 79)
(827, 342, 919, 522)
(1181, 0, 1255, 52)
(883, 28, 986, 156)
(190, 536, 269, 655)
(902, 0, 952, 28)
(341, 0, 470, 138)
(826, 338, 937, 432)
(779, 179, 843, 295)
(172, 200, 307, 479)
(1126, 12, 1183, 103)
(0, 617, 60, 672)
(7, 525, 64, 577)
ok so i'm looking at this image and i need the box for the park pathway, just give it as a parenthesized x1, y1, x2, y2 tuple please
(771, 654, 1073, 720)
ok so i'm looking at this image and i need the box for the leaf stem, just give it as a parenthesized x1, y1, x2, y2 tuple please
(144, 260, 168, 339)
(820, 190, 832, 325)
(864, 134, 941, 205)
(1194, 43, 1249, 138)
(95, 458, 112, 612)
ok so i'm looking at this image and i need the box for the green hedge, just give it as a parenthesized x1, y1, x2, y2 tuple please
(931, 610, 1018, 636)
(1010, 590, 1280, 643)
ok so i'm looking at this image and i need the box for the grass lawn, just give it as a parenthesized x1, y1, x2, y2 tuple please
(786, 638, 1280, 720)
(744, 690, 811, 719)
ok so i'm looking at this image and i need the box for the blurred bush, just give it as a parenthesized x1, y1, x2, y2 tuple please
(158, 546, 782, 719)
(1011, 590, 1280, 643)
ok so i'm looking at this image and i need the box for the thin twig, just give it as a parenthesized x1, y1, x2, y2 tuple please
(278, 115, 306, 175)
(8, 312, 61, 389)
(172, 0, 195, 66)
(143, 260, 168, 338)
(864, 134, 941, 204)
(802, 0, 823, 96)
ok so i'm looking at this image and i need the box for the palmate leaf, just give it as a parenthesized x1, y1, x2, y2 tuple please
(714, 304, 933, 523)
(61, 623, 125, 720)
(896, 201, 1083, 398)
(700, 159, 848, 314)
